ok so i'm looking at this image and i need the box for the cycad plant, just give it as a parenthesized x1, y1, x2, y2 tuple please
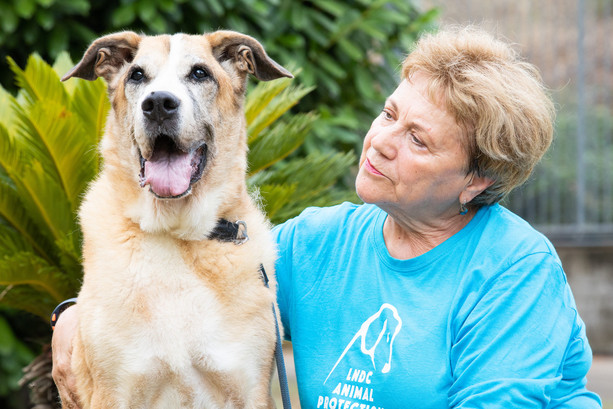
(0, 53, 356, 406)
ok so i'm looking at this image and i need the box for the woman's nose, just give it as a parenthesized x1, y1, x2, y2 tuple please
(370, 126, 398, 160)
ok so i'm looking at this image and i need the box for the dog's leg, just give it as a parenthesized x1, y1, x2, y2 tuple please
(248, 376, 276, 409)
(72, 336, 124, 409)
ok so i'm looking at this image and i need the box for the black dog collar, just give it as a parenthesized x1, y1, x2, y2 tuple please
(207, 219, 249, 244)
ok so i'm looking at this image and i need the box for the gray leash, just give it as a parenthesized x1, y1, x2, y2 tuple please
(210, 219, 292, 409)
(259, 264, 292, 409)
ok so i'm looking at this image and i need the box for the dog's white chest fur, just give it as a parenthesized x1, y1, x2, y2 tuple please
(77, 228, 277, 408)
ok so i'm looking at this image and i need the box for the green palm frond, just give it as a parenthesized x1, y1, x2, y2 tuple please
(19, 102, 96, 211)
(247, 80, 315, 144)
(0, 252, 74, 305)
(7, 55, 69, 110)
(70, 78, 110, 156)
(247, 112, 317, 175)
(0, 285, 59, 320)
(16, 161, 78, 250)
(52, 52, 78, 95)
(251, 183, 298, 220)
(0, 55, 97, 319)
(0, 222, 35, 258)
(244, 74, 358, 224)
(250, 151, 358, 223)
(0, 169, 54, 262)
(245, 73, 293, 124)
(0, 87, 17, 131)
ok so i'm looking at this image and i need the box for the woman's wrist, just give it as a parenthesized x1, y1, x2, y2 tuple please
(50, 298, 78, 330)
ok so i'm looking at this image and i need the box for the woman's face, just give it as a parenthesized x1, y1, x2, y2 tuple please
(356, 73, 479, 221)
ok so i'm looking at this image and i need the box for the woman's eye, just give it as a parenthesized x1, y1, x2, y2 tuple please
(129, 69, 145, 82)
(382, 110, 393, 120)
(411, 134, 425, 147)
(190, 67, 209, 81)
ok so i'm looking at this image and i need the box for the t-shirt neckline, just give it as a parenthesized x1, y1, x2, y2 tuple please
(370, 204, 491, 272)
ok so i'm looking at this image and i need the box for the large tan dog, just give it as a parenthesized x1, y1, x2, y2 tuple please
(61, 30, 292, 408)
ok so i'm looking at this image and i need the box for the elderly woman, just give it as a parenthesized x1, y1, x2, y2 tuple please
(52, 26, 601, 408)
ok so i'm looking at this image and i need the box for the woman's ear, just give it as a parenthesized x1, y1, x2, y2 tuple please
(460, 173, 495, 204)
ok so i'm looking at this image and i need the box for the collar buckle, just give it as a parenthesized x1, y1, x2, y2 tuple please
(234, 220, 249, 245)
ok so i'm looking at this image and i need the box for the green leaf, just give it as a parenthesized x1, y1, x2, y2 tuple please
(245, 77, 292, 125)
(0, 8, 18, 33)
(12, 101, 96, 211)
(48, 25, 70, 58)
(247, 83, 314, 143)
(337, 38, 364, 61)
(0, 118, 29, 179)
(0, 252, 73, 303)
(247, 112, 316, 175)
(12, 160, 76, 247)
(0, 168, 55, 262)
(0, 315, 35, 394)
(52, 51, 75, 82)
(268, 151, 356, 200)
(251, 150, 357, 224)
(317, 53, 346, 79)
(54, 233, 83, 284)
(35, 9, 55, 30)
(313, 0, 347, 17)
(0, 222, 34, 258)
(355, 64, 377, 100)
(111, 5, 136, 28)
(0, 87, 17, 131)
(7, 55, 69, 109)
(61, 0, 90, 14)
(251, 183, 297, 221)
(148, 14, 168, 34)
(14, 0, 36, 18)
(207, 0, 224, 16)
(70, 78, 109, 169)
(137, 0, 157, 23)
(0, 284, 58, 319)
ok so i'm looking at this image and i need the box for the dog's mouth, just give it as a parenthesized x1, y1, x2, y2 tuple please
(139, 135, 207, 199)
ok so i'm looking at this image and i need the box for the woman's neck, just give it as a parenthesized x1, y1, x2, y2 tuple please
(381, 207, 475, 259)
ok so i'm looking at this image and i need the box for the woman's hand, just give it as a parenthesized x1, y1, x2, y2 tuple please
(51, 305, 82, 409)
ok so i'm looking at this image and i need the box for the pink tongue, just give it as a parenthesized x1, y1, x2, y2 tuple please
(144, 149, 192, 197)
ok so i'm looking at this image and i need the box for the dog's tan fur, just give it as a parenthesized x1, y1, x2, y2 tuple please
(62, 31, 292, 408)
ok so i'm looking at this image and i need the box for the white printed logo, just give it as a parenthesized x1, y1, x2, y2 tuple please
(324, 303, 402, 384)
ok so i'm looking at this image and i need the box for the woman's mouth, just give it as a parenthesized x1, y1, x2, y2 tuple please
(364, 158, 384, 176)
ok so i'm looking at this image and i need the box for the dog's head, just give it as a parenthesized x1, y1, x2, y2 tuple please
(64, 31, 291, 200)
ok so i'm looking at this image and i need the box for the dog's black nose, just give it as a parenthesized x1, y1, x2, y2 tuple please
(142, 91, 180, 123)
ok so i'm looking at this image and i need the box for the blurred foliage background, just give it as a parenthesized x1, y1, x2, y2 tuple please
(0, 0, 437, 153)
(0, 1, 437, 407)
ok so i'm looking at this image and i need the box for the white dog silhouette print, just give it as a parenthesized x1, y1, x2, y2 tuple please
(325, 303, 403, 384)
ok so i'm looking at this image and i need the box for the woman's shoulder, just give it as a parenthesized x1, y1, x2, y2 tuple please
(457, 204, 566, 290)
(479, 204, 559, 260)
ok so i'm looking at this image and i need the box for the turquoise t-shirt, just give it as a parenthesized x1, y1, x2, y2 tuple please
(273, 202, 601, 408)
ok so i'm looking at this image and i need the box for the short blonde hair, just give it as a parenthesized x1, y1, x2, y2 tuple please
(402, 26, 555, 207)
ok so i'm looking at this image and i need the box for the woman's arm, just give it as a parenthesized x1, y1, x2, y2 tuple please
(51, 305, 82, 409)
(448, 253, 601, 408)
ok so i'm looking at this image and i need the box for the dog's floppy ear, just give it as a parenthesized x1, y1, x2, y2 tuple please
(62, 31, 142, 82)
(208, 30, 293, 81)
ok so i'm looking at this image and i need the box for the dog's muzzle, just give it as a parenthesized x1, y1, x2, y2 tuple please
(139, 136, 207, 199)
(138, 91, 208, 199)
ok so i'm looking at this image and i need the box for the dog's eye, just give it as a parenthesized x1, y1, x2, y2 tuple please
(129, 69, 145, 83)
(190, 67, 209, 81)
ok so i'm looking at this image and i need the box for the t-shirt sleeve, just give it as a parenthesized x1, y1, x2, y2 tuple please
(272, 219, 295, 341)
(448, 252, 602, 408)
